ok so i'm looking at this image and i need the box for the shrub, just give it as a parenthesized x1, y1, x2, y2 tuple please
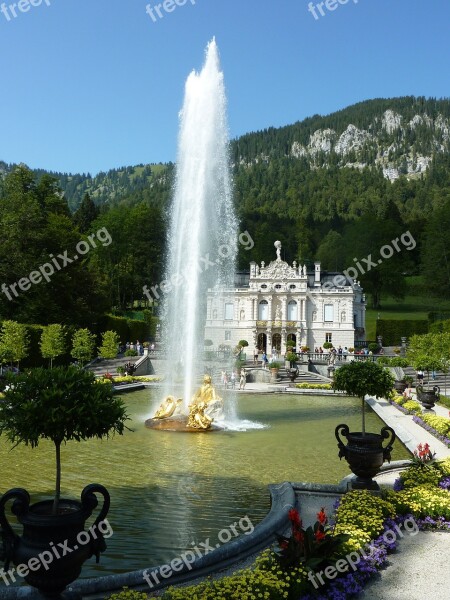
(108, 589, 148, 600)
(124, 349, 138, 357)
(334, 490, 395, 552)
(399, 465, 442, 489)
(238, 340, 248, 347)
(295, 383, 332, 390)
(420, 414, 450, 437)
(402, 400, 422, 415)
(323, 342, 333, 350)
(376, 319, 429, 345)
(386, 486, 450, 519)
(438, 394, 450, 410)
(368, 342, 380, 353)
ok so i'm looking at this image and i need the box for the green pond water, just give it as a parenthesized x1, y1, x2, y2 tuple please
(0, 389, 409, 579)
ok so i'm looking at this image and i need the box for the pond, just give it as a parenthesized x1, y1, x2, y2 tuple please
(0, 389, 409, 579)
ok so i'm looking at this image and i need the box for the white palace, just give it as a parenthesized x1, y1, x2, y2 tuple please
(205, 241, 366, 355)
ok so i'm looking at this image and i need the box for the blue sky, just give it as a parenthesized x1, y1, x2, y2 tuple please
(1, 0, 449, 174)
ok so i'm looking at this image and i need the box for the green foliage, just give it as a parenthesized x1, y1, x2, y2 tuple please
(73, 192, 99, 233)
(402, 400, 422, 415)
(407, 332, 450, 373)
(295, 383, 332, 390)
(420, 414, 450, 436)
(98, 330, 120, 360)
(269, 361, 282, 369)
(238, 339, 249, 347)
(438, 394, 450, 410)
(71, 328, 96, 366)
(0, 320, 29, 366)
(0, 366, 129, 510)
(323, 342, 333, 350)
(334, 490, 395, 552)
(386, 486, 450, 519)
(376, 320, 429, 345)
(399, 464, 442, 490)
(124, 349, 138, 357)
(334, 361, 394, 433)
(40, 324, 66, 368)
(108, 589, 148, 600)
(127, 319, 150, 343)
(377, 356, 409, 367)
(286, 352, 298, 364)
(334, 361, 395, 399)
(204, 339, 214, 347)
(0, 167, 108, 326)
(422, 198, 450, 299)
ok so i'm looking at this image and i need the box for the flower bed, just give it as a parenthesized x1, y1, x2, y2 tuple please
(295, 383, 333, 390)
(413, 415, 450, 447)
(102, 457, 450, 600)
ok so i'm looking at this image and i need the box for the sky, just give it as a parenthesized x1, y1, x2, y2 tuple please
(1, 0, 449, 175)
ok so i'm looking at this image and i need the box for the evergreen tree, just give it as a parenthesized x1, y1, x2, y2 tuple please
(73, 193, 99, 233)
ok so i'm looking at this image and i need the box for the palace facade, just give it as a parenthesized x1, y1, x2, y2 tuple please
(204, 242, 366, 355)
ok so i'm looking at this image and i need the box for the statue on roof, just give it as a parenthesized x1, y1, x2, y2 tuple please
(274, 240, 282, 261)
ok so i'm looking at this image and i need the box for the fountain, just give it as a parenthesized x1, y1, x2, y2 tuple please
(146, 39, 238, 431)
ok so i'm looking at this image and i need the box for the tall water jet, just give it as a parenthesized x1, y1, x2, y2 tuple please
(162, 39, 238, 409)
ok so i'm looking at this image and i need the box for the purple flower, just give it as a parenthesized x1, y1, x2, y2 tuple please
(439, 476, 450, 490)
(393, 477, 404, 491)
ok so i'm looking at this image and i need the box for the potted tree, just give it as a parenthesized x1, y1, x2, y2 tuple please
(269, 361, 282, 381)
(0, 366, 129, 595)
(333, 361, 396, 490)
(285, 352, 299, 381)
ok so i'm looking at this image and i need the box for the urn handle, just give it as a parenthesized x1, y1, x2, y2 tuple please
(380, 426, 396, 462)
(0, 488, 30, 570)
(80, 484, 111, 563)
(335, 424, 349, 459)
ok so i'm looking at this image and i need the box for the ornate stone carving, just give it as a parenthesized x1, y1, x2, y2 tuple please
(258, 259, 298, 280)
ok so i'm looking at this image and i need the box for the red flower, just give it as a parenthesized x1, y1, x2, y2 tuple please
(288, 508, 301, 525)
(280, 540, 289, 549)
(315, 530, 326, 542)
(317, 508, 327, 525)
(293, 529, 304, 543)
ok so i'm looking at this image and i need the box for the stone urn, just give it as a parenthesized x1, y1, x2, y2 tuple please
(393, 381, 407, 393)
(417, 385, 440, 410)
(288, 368, 299, 382)
(335, 424, 396, 489)
(0, 484, 110, 596)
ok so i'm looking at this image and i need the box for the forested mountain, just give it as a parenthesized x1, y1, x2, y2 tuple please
(0, 161, 171, 212)
(1, 96, 450, 310)
(233, 96, 450, 181)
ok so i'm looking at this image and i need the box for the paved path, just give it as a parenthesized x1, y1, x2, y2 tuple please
(365, 394, 450, 459)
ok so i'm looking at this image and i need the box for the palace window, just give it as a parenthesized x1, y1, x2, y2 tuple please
(224, 303, 234, 320)
(288, 300, 297, 321)
(326, 333, 332, 344)
(324, 304, 334, 322)
(225, 331, 231, 341)
(258, 300, 269, 320)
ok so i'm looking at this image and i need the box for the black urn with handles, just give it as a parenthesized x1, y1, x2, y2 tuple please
(335, 424, 396, 489)
(0, 484, 110, 596)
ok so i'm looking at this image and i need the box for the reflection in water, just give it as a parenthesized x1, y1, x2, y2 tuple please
(0, 389, 409, 578)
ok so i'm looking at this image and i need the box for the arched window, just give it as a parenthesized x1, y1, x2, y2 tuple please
(288, 300, 297, 321)
(258, 300, 269, 320)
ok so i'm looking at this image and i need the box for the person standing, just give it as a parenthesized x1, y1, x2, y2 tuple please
(417, 369, 424, 385)
(253, 348, 259, 365)
(230, 371, 236, 389)
(239, 370, 246, 390)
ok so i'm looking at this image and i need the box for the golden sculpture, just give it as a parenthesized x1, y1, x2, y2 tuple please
(191, 374, 222, 405)
(153, 396, 183, 419)
(187, 401, 213, 430)
(151, 375, 223, 431)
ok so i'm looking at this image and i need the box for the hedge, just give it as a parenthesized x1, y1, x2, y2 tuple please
(97, 314, 155, 343)
(376, 319, 429, 346)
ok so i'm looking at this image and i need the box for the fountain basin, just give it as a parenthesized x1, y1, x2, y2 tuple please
(145, 415, 222, 432)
